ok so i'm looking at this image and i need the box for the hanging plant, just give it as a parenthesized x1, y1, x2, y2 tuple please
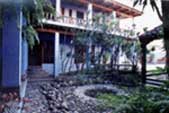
(0, 0, 54, 48)
(22, 25, 39, 49)
(22, 0, 55, 48)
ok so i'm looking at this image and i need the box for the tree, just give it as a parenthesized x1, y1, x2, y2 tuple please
(70, 12, 139, 73)
(134, 0, 169, 77)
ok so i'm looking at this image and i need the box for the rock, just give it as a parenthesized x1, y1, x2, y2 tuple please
(61, 101, 69, 110)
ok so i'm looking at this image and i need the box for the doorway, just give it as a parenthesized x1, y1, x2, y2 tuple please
(29, 41, 55, 66)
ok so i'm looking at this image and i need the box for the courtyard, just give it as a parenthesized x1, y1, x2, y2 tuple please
(1, 0, 169, 113)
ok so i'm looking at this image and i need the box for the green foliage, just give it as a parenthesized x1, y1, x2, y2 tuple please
(115, 89, 169, 113)
(0, 0, 54, 48)
(97, 94, 128, 108)
(149, 67, 167, 74)
(96, 86, 169, 113)
(22, 0, 54, 48)
(72, 12, 141, 73)
(22, 25, 39, 49)
(161, 80, 169, 90)
(23, 0, 54, 26)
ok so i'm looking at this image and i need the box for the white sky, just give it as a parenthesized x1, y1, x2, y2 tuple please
(116, 0, 162, 33)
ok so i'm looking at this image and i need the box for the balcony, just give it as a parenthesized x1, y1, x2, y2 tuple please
(44, 12, 88, 28)
(43, 13, 137, 39)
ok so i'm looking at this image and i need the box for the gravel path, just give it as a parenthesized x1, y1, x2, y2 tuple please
(22, 81, 113, 113)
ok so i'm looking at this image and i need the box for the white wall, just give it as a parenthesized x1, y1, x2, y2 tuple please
(64, 8, 69, 17)
(42, 64, 54, 75)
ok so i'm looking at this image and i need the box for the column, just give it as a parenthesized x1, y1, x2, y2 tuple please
(111, 11, 116, 18)
(56, 0, 61, 16)
(54, 32, 61, 77)
(141, 44, 147, 85)
(87, 3, 93, 25)
(2, 6, 22, 88)
(22, 39, 28, 75)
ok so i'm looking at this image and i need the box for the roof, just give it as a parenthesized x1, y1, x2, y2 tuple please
(95, 0, 142, 17)
(62, 0, 143, 19)
(139, 25, 163, 44)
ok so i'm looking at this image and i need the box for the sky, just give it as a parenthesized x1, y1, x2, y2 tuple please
(117, 0, 162, 33)
(116, 0, 165, 62)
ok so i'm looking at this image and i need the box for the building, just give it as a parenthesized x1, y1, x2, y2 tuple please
(0, 0, 142, 89)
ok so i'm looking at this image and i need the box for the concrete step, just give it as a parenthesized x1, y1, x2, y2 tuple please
(28, 66, 50, 78)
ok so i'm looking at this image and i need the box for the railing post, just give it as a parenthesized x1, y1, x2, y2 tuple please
(54, 32, 61, 77)
(56, 0, 61, 17)
(87, 3, 93, 25)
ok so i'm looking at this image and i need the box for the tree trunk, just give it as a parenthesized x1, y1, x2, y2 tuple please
(85, 45, 90, 71)
(161, 0, 169, 77)
(141, 44, 147, 85)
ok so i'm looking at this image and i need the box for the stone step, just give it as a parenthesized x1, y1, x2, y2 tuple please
(28, 66, 50, 78)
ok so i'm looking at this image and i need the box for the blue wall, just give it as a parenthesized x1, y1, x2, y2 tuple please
(2, 7, 22, 87)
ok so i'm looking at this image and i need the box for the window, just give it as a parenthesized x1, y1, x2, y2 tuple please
(42, 41, 54, 63)
(69, 9, 72, 17)
(61, 8, 65, 16)
(77, 11, 84, 19)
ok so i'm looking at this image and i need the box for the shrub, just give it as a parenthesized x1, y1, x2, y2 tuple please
(115, 91, 169, 113)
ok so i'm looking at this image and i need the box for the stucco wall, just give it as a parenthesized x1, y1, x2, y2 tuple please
(2, 7, 22, 87)
(42, 64, 54, 75)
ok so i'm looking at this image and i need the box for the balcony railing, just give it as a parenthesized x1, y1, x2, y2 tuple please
(44, 13, 87, 27)
(43, 13, 137, 38)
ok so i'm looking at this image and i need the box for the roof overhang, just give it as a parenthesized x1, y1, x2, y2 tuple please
(77, 0, 142, 18)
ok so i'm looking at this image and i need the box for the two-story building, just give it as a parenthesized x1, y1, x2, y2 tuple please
(0, 0, 142, 89)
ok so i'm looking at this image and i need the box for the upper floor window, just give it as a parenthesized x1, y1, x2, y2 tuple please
(77, 11, 84, 19)
(62, 8, 65, 16)
(69, 9, 72, 17)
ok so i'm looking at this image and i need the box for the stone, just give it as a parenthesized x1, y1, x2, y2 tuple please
(61, 101, 69, 110)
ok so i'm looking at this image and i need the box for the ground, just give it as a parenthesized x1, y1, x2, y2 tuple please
(22, 80, 112, 113)
(21, 73, 135, 113)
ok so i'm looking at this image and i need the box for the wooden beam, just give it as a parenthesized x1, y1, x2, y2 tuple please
(36, 28, 75, 36)
(78, 0, 132, 18)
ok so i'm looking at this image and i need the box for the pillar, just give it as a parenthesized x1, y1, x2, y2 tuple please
(112, 11, 117, 18)
(22, 39, 28, 75)
(56, 0, 61, 16)
(87, 3, 93, 25)
(54, 32, 61, 77)
(141, 44, 147, 85)
(2, 6, 22, 88)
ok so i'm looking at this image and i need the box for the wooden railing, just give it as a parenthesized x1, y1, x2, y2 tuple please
(44, 13, 87, 27)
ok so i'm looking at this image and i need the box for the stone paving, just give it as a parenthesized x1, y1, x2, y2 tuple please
(21, 80, 114, 113)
